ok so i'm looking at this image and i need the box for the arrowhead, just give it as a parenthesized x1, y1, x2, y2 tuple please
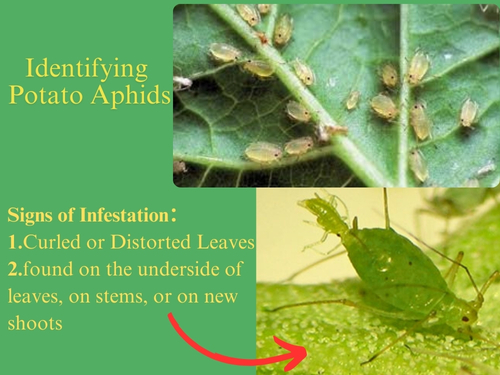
(273, 336, 307, 372)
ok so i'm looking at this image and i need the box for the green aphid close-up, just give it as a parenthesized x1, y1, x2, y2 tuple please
(257, 188, 500, 374)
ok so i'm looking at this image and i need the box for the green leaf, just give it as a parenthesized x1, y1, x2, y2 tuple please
(256, 203, 500, 374)
(173, 4, 500, 187)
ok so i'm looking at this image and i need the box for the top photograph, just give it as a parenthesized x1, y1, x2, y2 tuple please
(173, 4, 499, 188)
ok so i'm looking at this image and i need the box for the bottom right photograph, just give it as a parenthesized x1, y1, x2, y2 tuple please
(256, 187, 500, 374)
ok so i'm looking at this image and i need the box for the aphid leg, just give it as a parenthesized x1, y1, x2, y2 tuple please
(405, 345, 499, 374)
(443, 251, 464, 287)
(461, 325, 500, 349)
(360, 310, 437, 365)
(279, 249, 348, 283)
(475, 270, 500, 305)
(269, 298, 419, 320)
(302, 236, 342, 255)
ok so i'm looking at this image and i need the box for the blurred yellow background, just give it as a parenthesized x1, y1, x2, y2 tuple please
(256, 188, 489, 283)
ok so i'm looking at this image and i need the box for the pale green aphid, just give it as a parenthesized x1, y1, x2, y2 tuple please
(409, 149, 429, 183)
(292, 58, 315, 86)
(242, 59, 275, 78)
(408, 50, 430, 86)
(370, 93, 398, 121)
(245, 141, 282, 163)
(209, 43, 242, 63)
(271, 189, 499, 364)
(257, 4, 271, 14)
(346, 90, 360, 111)
(460, 98, 479, 128)
(286, 100, 311, 123)
(410, 102, 433, 141)
(284, 136, 314, 156)
(274, 14, 293, 46)
(236, 4, 261, 26)
(381, 63, 398, 89)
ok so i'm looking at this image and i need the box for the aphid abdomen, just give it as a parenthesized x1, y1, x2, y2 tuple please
(209, 43, 242, 63)
(245, 141, 282, 163)
(284, 136, 314, 156)
(410, 103, 432, 140)
(370, 93, 398, 121)
(236, 4, 261, 26)
(274, 14, 293, 46)
(460, 98, 479, 128)
(344, 228, 450, 315)
(408, 51, 430, 86)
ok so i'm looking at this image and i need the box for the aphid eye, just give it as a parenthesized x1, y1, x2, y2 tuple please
(414, 105, 418, 109)
(462, 316, 469, 322)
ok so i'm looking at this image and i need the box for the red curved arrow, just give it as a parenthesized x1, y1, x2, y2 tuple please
(168, 312, 306, 372)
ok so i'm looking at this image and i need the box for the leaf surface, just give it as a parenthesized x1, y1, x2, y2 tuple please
(173, 4, 499, 187)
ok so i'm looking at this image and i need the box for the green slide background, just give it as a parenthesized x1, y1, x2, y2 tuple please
(1, 1, 255, 374)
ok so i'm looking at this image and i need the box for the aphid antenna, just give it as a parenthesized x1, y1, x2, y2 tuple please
(300, 234, 342, 256)
(360, 310, 438, 365)
(340, 174, 355, 188)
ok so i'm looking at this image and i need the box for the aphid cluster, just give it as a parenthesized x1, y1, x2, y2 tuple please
(231, 5, 347, 163)
(245, 136, 314, 164)
(404, 48, 483, 185)
(369, 63, 399, 121)
(407, 50, 433, 146)
(175, 4, 493, 187)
